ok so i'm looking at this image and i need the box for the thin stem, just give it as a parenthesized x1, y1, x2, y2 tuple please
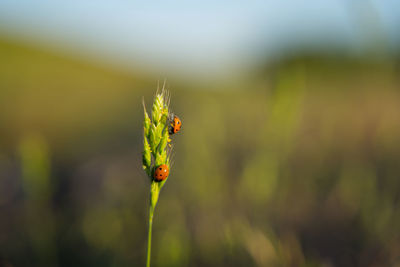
(146, 204, 154, 267)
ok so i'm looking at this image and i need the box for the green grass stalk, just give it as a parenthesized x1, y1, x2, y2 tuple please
(142, 87, 173, 267)
(146, 205, 154, 267)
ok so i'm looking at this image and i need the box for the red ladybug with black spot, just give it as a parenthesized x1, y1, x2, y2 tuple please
(153, 164, 169, 181)
(168, 113, 182, 135)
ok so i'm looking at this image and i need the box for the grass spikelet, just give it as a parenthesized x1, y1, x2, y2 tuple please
(142, 84, 179, 267)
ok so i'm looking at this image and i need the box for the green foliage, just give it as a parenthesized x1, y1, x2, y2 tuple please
(2, 39, 400, 266)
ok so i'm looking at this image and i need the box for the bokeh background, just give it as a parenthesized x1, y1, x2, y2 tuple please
(1, 1, 400, 266)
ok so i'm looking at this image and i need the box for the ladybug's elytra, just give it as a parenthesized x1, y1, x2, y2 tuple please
(153, 164, 170, 181)
(168, 114, 182, 135)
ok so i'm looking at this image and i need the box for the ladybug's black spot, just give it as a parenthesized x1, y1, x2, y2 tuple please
(159, 167, 162, 170)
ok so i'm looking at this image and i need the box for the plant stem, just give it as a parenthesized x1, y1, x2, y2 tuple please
(146, 202, 154, 267)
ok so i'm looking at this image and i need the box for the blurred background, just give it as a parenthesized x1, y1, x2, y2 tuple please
(0, 1, 400, 266)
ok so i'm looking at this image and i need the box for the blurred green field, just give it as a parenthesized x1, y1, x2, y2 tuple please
(1, 38, 400, 266)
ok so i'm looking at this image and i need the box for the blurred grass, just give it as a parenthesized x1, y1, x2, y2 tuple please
(0, 38, 400, 266)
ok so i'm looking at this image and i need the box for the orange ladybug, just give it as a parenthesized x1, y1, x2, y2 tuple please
(153, 164, 169, 181)
(169, 114, 182, 135)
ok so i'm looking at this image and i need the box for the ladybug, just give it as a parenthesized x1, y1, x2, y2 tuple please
(168, 113, 182, 135)
(153, 164, 169, 181)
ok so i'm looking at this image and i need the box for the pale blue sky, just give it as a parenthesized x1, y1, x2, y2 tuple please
(0, 0, 399, 78)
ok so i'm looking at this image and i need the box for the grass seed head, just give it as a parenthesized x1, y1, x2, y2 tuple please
(142, 87, 172, 185)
